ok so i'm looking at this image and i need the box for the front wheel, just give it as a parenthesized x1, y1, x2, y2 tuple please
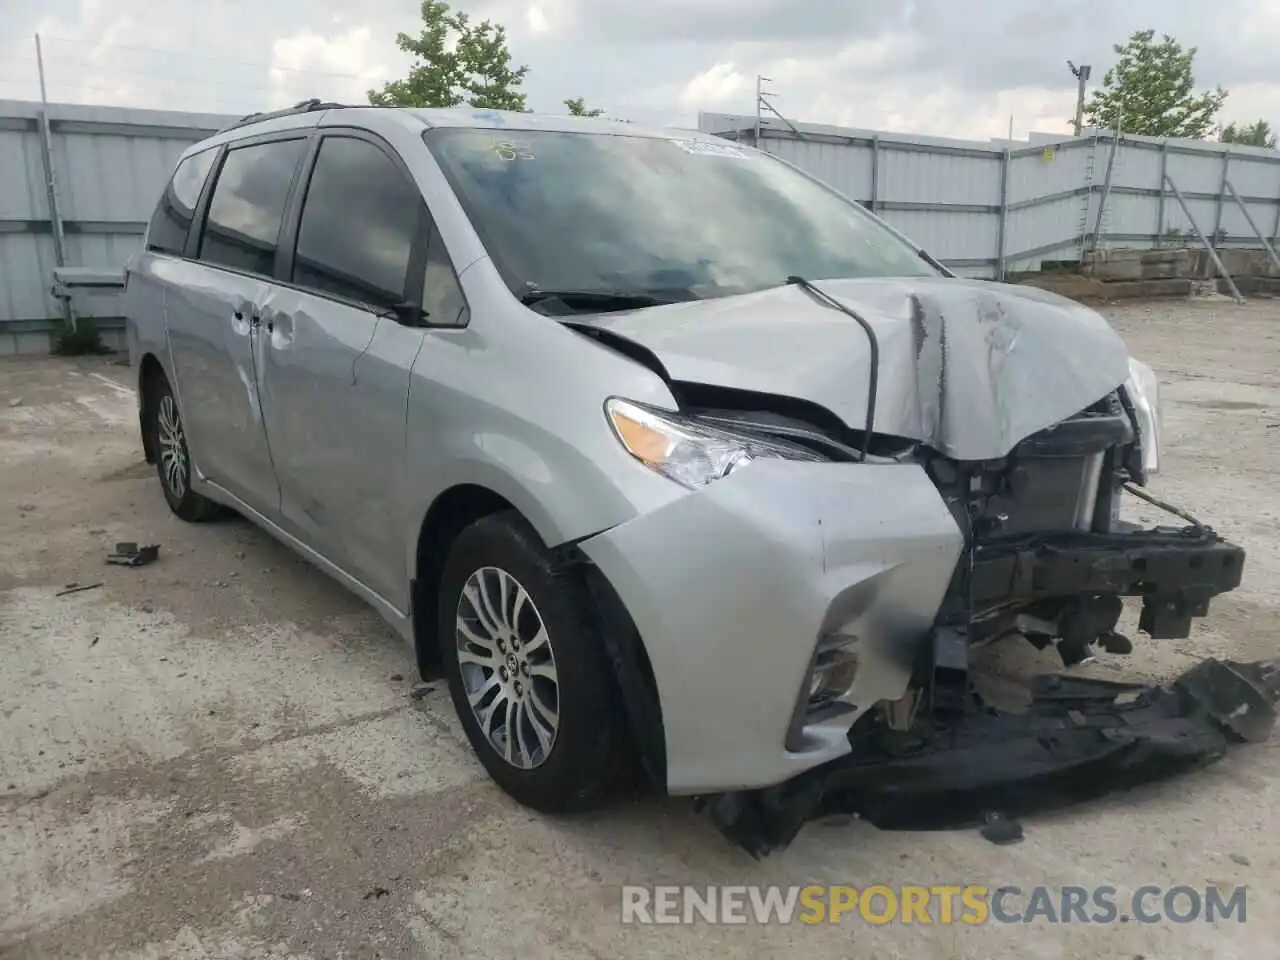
(146, 374, 221, 522)
(438, 512, 633, 813)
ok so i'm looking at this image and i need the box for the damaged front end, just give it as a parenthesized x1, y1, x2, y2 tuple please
(567, 277, 1268, 857)
(700, 383, 1268, 858)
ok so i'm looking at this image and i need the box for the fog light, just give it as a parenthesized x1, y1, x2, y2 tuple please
(807, 634, 860, 707)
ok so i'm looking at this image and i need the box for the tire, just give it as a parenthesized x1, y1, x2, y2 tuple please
(438, 511, 633, 813)
(146, 374, 222, 522)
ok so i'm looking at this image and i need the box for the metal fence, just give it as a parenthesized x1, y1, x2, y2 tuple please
(3, 100, 1280, 355)
(0, 99, 235, 355)
(700, 111, 1280, 281)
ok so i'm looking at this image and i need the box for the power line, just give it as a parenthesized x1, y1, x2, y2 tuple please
(8, 57, 383, 95)
(0, 77, 283, 114)
(37, 35, 389, 83)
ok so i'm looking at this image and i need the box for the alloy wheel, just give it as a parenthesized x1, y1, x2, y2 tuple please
(454, 565, 560, 769)
(157, 394, 189, 498)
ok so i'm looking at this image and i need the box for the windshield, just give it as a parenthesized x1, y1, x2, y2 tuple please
(424, 129, 939, 302)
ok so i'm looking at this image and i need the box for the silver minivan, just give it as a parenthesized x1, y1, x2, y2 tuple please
(125, 102, 1243, 835)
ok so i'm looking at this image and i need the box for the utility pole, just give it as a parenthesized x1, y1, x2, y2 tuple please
(34, 33, 73, 329)
(35, 32, 49, 102)
(754, 75, 772, 150)
(1068, 60, 1091, 136)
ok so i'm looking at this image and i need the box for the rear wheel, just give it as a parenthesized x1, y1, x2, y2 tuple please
(438, 512, 633, 813)
(146, 374, 221, 522)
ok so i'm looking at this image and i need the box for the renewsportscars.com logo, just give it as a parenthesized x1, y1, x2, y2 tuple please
(620, 884, 1248, 926)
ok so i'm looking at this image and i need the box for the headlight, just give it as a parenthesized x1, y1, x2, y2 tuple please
(1124, 356, 1161, 478)
(605, 397, 826, 488)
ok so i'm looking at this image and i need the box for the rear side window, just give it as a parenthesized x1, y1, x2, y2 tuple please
(199, 138, 306, 276)
(292, 136, 422, 308)
(146, 147, 217, 256)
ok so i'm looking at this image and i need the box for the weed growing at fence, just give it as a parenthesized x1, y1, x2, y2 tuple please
(51, 316, 110, 356)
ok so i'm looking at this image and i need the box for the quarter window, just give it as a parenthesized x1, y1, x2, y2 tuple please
(146, 147, 217, 256)
(198, 138, 306, 276)
(292, 137, 423, 308)
(423, 228, 469, 326)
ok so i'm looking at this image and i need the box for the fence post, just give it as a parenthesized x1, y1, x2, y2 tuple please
(1091, 132, 1120, 253)
(1225, 180, 1280, 277)
(1213, 146, 1230, 245)
(1272, 164, 1280, 244)
(996, 149, 1010, 280)
(1165, 173, 1244, 302)
(35, 108, 73, 330)
(1155, 141, 1168, 243)
(34, 34, 74, 332)
(869, 135, 880, 213)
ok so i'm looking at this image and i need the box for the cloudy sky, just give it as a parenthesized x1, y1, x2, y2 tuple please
(3, 0, 1279, 141)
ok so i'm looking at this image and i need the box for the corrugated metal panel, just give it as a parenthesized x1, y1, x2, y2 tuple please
(0, 99, 236, 325)
(0, 127, 47, 221)
(699, 112, 1280, 275)
(1005, 196, 1082, 265)
(762, 138, 873, 202)
(882, 208, 998, 263)
(1230, 156, 1280, 199)
(879, 147, 1001, 205)
(1166, 152, 1226, 194)
(1110, 145, 1162, 191)
(1007, 145, 1089, 203)
(0, 233, 58, 321)
(4, 102, 1280, 335)
(53, 132, 191, 221)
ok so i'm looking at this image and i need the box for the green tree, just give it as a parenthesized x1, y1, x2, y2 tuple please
(1219, 120, 1277, 148)
(368, 0, 529, 111)
(565, 97, 604, 117)
(1083, 29, 1226, 139)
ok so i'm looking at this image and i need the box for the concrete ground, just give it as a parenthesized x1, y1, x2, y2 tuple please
(2, 297, 1278, 959)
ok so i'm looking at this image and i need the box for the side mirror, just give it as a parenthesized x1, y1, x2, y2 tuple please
(385, 301, 426, 327)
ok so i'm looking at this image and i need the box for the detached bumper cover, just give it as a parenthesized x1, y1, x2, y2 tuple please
(706, 658, 1280, 858)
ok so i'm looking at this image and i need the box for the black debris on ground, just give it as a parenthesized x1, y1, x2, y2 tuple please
(56, 582, 103, 597)
(980, 811, 1024, 845)
(106, 542, 160, 567)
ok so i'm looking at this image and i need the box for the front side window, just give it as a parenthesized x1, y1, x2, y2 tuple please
(424, 129, 937, 305)
(292, 136, 422, 309)
(146, 147, 217, 256)
(199, 138, 306, 276)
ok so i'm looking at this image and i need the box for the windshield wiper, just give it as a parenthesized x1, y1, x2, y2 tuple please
(519, 289, 692, 314)
(917, 247, 951, 275)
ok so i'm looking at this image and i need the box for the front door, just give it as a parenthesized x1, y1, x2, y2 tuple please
(166, 136, 309, 515)
(257, 132, 430, 610)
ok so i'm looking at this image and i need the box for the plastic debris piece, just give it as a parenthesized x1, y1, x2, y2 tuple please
(106, 542, 160, 567)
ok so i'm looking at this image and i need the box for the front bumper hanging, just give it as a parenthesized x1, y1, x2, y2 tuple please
(704, 523, 1271, 859)
(707, 657, 1280, 858)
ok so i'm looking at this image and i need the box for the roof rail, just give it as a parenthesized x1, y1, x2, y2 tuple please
(218, 98, 353, 134)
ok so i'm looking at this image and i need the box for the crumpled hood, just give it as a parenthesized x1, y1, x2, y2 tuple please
(576, 276, 1133, 461)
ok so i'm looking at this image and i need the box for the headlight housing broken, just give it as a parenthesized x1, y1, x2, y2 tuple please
(605, 397, 827, 488)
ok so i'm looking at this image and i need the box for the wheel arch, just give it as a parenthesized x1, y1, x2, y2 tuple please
(411, 483, 518, 677)
(137, 352, 168, 464)
(410, 483, 668, 790)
